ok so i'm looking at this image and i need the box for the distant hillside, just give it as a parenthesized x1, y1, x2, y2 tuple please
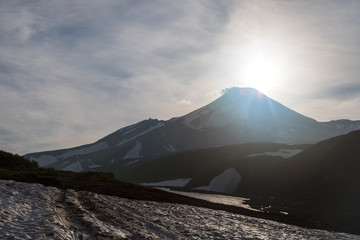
(122, 142, 309, 194)
(241, 130, 360, 233)
(245, 130, 360, 200)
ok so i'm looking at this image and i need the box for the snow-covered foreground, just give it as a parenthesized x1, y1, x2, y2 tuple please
(0, 180, 358, 240)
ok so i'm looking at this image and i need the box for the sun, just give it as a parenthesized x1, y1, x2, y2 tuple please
(220, 37, 291, 93)
(241, 52, 283, 92)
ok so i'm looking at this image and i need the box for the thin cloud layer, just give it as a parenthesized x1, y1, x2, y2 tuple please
(1, 0, 360, 154)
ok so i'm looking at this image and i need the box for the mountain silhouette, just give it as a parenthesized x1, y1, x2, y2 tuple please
(24, 87, 360, 177)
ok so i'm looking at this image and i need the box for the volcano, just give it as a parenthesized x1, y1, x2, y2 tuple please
(24, 87, 360, 177)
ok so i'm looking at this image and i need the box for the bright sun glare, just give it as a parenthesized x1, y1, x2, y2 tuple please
(242, 53, 283, 92)
(225, 39, 290, 93)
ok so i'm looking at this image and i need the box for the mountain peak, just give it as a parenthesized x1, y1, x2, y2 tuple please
(219, 87, 266, 104)
(222, 87, 261, 95)
(213, 87, 271, 109)
(183, 86, 317, 130)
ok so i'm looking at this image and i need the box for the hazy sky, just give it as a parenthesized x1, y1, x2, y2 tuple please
(1, 0, 360, 154)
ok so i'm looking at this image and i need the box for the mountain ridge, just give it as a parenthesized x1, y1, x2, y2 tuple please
(24, 87, 360, 176)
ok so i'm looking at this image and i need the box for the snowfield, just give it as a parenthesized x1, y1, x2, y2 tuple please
(194, 167, 241, 194)
(123, 140, 143, 159)
(0, 180, 358, 239)
(29, 142, 109, 167)
(247, 149, 303, 159)
(116, 122, 165, 147)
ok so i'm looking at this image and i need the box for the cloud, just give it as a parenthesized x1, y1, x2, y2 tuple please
(1, 0, 360, 154)
(177, 99, 192, 105)
(0, 0, 231, 154)
(319, 83, 360, 101)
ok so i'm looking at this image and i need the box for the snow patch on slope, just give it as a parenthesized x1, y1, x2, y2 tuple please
(116, 121, 139, 133)
(247, 149, 303, 159)
(116, 123, 165, 146)
(183, 107, 211, 129)
(125, 159, 140, 166)
(123, 141, 143, 159)
(123, 126, 139, 135)
(142, 178, 192, 187)
(195, 168, 241, 194)
(61, 142, 109, 159)
(163, 144, 176, 153)
(63, 160, 83, 172)
(29, 142, 109, 167)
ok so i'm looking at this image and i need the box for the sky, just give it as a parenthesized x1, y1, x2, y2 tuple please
(1, 0, 360, 155)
